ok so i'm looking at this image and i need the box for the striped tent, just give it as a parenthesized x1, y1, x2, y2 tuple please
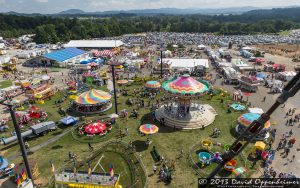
(92, 50, 115, 57)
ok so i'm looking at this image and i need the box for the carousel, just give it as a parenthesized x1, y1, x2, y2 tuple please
(155, 74, 217, 129)
(235, 113, 271, 140)
(144, 81, 161, 91)
(73, 89, 112, 114)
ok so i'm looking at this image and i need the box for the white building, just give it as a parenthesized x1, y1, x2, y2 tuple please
(64, 40, 124, 49)
(163, 58, 209, 71)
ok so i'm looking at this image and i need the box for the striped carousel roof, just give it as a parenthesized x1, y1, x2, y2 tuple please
(162, 74, 209, 95)
(75, 89, 111, 105)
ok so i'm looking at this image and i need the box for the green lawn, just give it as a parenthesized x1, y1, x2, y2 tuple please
(278, 30, 291, 36)
(0, 80, 12, 89)
(2, 80, 260, 187)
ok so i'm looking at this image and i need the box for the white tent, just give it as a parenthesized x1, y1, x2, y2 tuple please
(277, 71, 296, 81)
(197, 44, 206, 50)
(242, 46, 252, 51)
(248, 108, 264, 114)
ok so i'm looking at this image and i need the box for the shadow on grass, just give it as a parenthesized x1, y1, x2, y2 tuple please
(218, 169, 233, 177)
(52, 145, 64, 149)
(132, 140, 149, 152)
(140, 112, 180, 133)
(52, 131, 63, 136)
(0, 142, 19, 151)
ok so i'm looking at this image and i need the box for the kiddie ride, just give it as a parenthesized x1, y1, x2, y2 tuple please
(198, 151, 223, 168)
(0, 156, 14, 178)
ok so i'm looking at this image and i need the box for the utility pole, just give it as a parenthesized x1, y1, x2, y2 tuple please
(7, 103, 34, 184)
(111, 64, 118, 115)
(160, 50, 163, 78)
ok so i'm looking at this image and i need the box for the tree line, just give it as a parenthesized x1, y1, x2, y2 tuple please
(0, 11, 299, 43)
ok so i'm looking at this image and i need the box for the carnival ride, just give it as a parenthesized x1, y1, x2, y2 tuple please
(199, 152, 211, 167)
(144, 80, 161, 91)
(235, 113, 271, 140)
(2, 121, 57, 145)
(224, 159, 237, 171)
(155, 74, 217, 129)
(201, 139, 213, 151)
(72, 89, 112, 114)
(25, 83, 53, 104)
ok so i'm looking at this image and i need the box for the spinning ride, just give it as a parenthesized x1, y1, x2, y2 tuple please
(235, 113, 271, 140)
(144, 81, 161, 91)
(73, 89, 112, 114)
(155, 74, 217, 129)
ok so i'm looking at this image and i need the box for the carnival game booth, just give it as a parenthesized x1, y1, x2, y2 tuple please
(74, 89, 112, 114)
(155, 74, 217, 129)
(235, 113, 271, 140)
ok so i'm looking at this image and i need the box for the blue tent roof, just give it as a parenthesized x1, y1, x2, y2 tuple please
(60, 116, 77, 125)
(43, 48, 86, 62)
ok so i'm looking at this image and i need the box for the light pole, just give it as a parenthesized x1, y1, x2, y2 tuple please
(158, 43, 164, 79)
(5, 103, 34, 184)
(110, 61, 120, 115)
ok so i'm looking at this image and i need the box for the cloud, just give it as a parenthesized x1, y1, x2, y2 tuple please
(0, 0, 5, 4)
(35, 0, 48, 2)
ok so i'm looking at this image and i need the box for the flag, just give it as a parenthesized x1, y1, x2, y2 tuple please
(21, 167, 27, 181)
(15, 173, 21, 186)
(50, 160, 55, 173)
(109, 164, 114, 179)
(87, 161, 92, 176)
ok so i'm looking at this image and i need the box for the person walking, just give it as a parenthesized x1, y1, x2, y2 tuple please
(285, 148, 290, 157)
(291, 155, 295, 162)
(262, 96, 266, 102)
(153, 165, 157, 174)
(88, 142, 93, 152)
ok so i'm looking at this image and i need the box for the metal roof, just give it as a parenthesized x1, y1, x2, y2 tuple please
(43, 48, 86, 62)
(64, 40, 124, 48)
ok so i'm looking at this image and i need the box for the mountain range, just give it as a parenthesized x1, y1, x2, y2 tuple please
(2, 6, 300, 17)
(57, 7, 261, 15)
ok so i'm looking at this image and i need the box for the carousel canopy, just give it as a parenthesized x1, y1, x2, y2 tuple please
(237, 113, 271, 129)
(144, 81, 161, 89)
(162, 74, 209, 95)
(29, 106, 40, 112)
(117, 80, 128, 84)
(84, 122, 107, 134)
(75, 89, 111, 105)
(139, 124, 159, 135)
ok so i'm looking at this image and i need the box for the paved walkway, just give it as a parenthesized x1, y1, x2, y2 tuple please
(7, 127, 73, 161)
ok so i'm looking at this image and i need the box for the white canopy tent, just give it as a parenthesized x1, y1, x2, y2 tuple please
(248, 108, 264, 114)
(163, 58, 209, 70)
(197, 44, 206, 50)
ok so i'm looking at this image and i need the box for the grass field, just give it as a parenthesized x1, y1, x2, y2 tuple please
(0, 80, 12, 89)
(1, 81, 259, 187)
(278, 30, 291, 36)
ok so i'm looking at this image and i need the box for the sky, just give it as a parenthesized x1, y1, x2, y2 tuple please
(0, 0, 300, 14)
